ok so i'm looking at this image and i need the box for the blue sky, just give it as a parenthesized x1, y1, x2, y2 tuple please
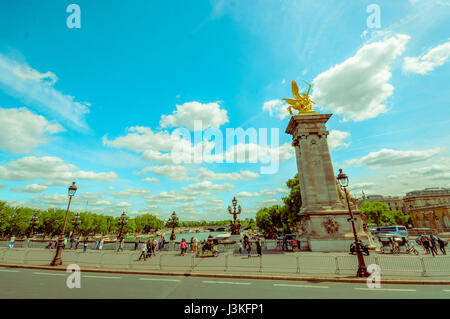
(0, 0, 449, 221)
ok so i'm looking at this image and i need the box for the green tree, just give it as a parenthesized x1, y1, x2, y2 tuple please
(360, 201, 408, 226)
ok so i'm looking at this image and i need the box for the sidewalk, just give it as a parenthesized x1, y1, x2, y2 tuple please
(2, 248, 450, 284)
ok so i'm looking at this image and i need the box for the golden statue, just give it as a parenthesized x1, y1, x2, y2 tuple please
(283, 80, 316, 115)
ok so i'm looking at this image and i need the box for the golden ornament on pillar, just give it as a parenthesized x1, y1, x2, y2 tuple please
(283, 80, 317, 115)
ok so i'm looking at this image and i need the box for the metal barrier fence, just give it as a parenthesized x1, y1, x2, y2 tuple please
(2, 248, 450, 277)
(0, 240, 239, 252)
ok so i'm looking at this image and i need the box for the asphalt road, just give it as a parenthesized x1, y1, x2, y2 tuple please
(1, 266, 449, 299)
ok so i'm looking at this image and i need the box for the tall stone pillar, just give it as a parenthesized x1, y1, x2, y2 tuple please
(286, 114, 368, 252)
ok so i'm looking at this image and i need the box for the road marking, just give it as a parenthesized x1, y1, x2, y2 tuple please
(32, 272, 66, 276)
(0, 269, 20, 273)
(139, 278, 181, 282)
(442, 290, 450, 292)
(202, 280, 251, 285)
(83, 275, 121, 279)
(273, 284, 329, 289)
(354, 288, 416, 292)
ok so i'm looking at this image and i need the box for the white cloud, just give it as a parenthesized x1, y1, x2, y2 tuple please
(10, 183, 48, 193)
(213, 142, 294, 163)
(235, 191, 257, 198)
(328, 130, 350, 150)
(196, 168, 259, 181)
(181, 181, 234, 196)
(403, 40, 450, 74)
(138, 164, 195, 182)
(0, 107, 64, 154)
(111, 188, 151, 198)
(262, 99, 290, 120)
(116, 201, 133, 208)
(0, 53, 90, 131)
(146, 190, 198, 205)
(90, 200, 112, 206)
(159, 101, 229, 130)
(389, 158, 450, 181)
(141, 177, 159, 183)
(0, 156, 118, 183)
(236, 187, 289, 199)
(312, 34, 410, 121)
(103, 126, 186, 153)
(346, 147, 443, 167)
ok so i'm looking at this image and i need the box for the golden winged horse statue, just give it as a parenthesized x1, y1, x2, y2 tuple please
(283, 80, 316, 115)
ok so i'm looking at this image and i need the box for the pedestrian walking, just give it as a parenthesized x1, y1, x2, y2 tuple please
(428, 237, 437, 256)
(238, 240, 243, 255)
(282, 235, 288, 251)
(117, 237, 124, 252)
(193, 237, 198, 254)
(83, 238, 88, 253)
(159, 236, 165, 251)
(256, 239, 262, 257)
(152, 239, 158, 256)
(9, 235, 15, 249)
(429, 235, 438, 255)
(437, 237, 447, 255)
(246, 241, 252, 258)
(180, 238, 186, 256)
(63, 237, 68, 249)
(75, 237, 80, 250)
(421, 235, 430, 254)
(45, 239, 53, 249)
(70, 236, 75, 249)
(94, 238, 100, 250)
(138, 242, 147, 261)
(98, 237, 104, 250)
(146, 240, 152, 258)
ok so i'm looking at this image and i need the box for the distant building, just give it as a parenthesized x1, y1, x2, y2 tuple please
(404, 188, 450, 230)
(357, 194, 406, 214)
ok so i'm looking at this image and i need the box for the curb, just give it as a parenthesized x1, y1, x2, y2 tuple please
(1, 263, 450, 285)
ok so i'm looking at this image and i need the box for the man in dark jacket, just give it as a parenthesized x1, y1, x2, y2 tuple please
(437, 237, 446, 255)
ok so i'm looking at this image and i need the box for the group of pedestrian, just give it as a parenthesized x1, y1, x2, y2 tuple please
(419, 234, 446, 256)
(138, 238, 159, 261)
(239, 235, 262, 258)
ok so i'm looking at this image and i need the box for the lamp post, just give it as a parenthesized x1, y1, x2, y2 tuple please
(29, 213, 39, 238)
(117, 211, 128, 239)
(337, 169, 368, 278)
(50, 182, 77, 266)
(169, 211, 178, 241)
(71, 212, 81, 237)
(228, 196, 241, 235)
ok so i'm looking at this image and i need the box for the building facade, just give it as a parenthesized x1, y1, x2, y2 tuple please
(404, 188, 450, 230)
(357, 195, 406, 214)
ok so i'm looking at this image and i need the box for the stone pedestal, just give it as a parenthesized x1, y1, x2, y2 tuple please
(286, 114, 369, 252)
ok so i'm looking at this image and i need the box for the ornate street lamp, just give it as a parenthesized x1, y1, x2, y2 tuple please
(169, 211, 178, 241)
(228, 196, 241, 235)
(71, 212, 81, 237)
(337, 169, 368, 278)
(117, 211, 128, 239)
(29, 213, 39, 238)
(50, 182, 77, 266)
